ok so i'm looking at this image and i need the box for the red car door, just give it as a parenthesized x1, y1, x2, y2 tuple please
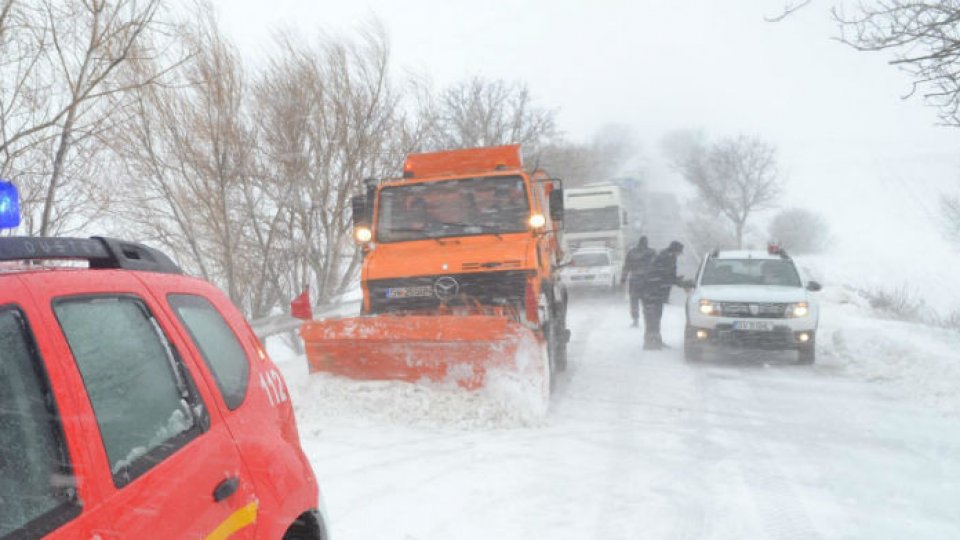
(141, 274, 320, 538)
(22, 271, 260, 539)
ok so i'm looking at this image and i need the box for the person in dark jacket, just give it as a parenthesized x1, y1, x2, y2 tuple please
(620, 236, 657, 327)
(640, 240, 686, 350)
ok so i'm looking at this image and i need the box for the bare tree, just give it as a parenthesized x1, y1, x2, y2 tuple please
(427, 77, 558, 152)
(0, 0, 182, 236)
(257, 22, 404, 308)
(941, 192, 960, 245)
(769, 207, 831, 253)
(536, 124, 641, 186)
(115, 7, 263, 309)
(666, 133, 783, 249)
(830, 1, 960, 126)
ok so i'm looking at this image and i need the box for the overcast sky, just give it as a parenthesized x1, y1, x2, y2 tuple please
(211, 0, 960, 284)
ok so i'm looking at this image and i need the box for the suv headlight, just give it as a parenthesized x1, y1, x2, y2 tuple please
(698, 299, 719, 316)
(788, 302, 809, 317)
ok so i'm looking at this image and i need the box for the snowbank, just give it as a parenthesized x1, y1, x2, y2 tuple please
(816, 285, 960, 417)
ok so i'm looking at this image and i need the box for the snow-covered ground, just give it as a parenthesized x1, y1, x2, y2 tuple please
(268, 292, 960, 539)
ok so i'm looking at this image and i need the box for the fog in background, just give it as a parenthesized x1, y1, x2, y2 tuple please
(212, 0, 960, 307)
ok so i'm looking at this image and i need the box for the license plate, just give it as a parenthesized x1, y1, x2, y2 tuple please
(385, 286, 433, 299)
(733, 321, 772, 331)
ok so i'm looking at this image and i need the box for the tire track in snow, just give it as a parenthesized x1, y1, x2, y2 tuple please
(699, 365, 824, 540)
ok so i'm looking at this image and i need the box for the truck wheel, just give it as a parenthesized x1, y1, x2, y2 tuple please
(797, 336, 816, 365)
(683, 325, 702, 363)
(554, 321, 569, 372)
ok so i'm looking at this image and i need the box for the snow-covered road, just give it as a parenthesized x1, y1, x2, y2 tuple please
(279, 296, 960, 539)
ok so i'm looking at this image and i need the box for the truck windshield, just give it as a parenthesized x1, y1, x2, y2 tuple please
(565, 206, 620, 232)
(700, 259, 802, 287)
(376, 176, 531, 243)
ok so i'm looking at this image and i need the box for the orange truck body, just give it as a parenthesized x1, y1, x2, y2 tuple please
(301, 144, 569, 392)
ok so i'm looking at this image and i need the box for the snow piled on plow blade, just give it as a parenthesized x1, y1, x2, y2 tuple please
(291, 314, 550, 427)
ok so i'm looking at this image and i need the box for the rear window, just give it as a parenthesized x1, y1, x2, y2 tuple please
(572, 252, 611, 267)
(0, 308, 79, 538)
(54, 296, 205, 487)
(168, 295, 250, 410)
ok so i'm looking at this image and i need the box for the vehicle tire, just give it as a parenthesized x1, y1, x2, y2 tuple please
(283, 511, 327, 540)
(683, 325, 702, 363)
(544, 325, 558, 391)
(554, 321, 569, 372)
(550, 293, 569, 373)
(797, 336, 816, 365)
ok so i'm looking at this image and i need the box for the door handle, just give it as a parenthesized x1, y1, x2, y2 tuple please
(213, 477, 240, 502)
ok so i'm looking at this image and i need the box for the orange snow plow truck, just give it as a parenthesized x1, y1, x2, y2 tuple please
(300, 144, 570, 398)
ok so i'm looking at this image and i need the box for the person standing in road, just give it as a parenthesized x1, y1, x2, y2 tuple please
(640, 240, 686, 350)
(621, 236, 657, 328)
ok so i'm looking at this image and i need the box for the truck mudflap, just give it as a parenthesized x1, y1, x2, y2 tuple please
(300, 312, 547, 392)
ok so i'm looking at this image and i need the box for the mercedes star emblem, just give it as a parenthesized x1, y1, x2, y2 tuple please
(434, 276, 460, 299)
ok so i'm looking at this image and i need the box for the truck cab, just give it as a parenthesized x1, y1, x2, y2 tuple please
(353, 145, 567, 327)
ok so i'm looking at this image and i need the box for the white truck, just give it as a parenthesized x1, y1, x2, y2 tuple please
(562, 185, 628, 263)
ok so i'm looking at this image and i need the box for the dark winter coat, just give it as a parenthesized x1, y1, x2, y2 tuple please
(622, 245, 656, 288)
(640, 249, 680, 303)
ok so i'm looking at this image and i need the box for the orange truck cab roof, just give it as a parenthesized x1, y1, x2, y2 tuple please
(401, 144, 524, 180)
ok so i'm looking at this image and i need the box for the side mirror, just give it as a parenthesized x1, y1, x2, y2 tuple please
(351, 194, 371, 228)
(549, 188, 564, 222)
(806, 280, 822, 292)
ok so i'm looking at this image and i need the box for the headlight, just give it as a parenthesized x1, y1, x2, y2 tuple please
(790, 302, 809, 317)
(698, 300, 718, 316)
(529, 214, 546, 228)
(354, 226, 372, 243)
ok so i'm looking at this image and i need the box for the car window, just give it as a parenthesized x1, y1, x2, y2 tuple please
(572, 252, 611, 267)
(168, 294, 250, 410)
(54, 296, 205, 488)
(700, 259, 802, 287)
(0, 308, 80, 538)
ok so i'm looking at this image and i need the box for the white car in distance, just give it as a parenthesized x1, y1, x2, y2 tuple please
(561, 247, 621, 294)
(685, 247, 822, 364)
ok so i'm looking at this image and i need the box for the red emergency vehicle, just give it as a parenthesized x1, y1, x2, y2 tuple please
(0, 236, 327, 539)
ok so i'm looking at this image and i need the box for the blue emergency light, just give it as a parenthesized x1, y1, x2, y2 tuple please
(0, 180, 21, 229)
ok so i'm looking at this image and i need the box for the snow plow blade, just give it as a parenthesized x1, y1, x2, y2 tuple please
(300, 314, 545, 391)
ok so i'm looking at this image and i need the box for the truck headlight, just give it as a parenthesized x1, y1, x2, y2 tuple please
(698, 300, 719, 316)
(789, 302, 809, 317)
(355, 226, 372, 243)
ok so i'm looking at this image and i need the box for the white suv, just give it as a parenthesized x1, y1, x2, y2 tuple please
(684, 247, 821, 363)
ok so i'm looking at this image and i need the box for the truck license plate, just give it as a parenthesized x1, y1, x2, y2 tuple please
(386, 286, 433, 299)
(733, 321, 772, 331)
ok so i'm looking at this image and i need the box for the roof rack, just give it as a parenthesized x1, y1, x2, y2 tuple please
(0, 236, 183, 274)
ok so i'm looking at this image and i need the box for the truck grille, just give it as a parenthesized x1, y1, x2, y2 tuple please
(720, 302, 790, 319)
(367, 270, 530, 314)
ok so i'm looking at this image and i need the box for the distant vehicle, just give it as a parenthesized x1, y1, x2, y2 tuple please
(0, 237, 327, 539)
(561, 247, 620, 293)
(684, 245, 822, 364)
(563, 185, 628, 262)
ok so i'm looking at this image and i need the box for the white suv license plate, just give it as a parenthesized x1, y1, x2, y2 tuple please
(733, 321, 773, 331)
